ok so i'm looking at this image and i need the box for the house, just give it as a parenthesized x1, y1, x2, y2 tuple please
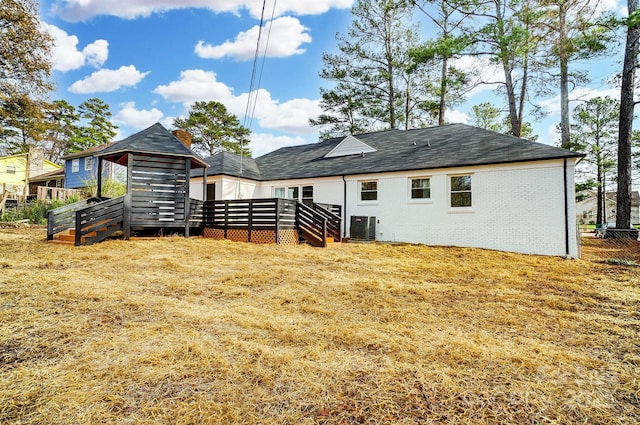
(190, 124, 584, 257)
(576, 191, 640, 225)
(0, 148, 61, 200)
(63, 143, 118, 190)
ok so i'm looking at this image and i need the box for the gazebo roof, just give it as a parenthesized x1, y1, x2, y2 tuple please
(95, 123, 207, 168)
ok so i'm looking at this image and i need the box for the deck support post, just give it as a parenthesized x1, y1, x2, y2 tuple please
(184, 159, 191, 238)
(97, 158, 103, 197)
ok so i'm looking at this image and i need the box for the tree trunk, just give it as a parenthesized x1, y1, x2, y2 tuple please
(616, 0, 639, 229)
(558, 3, 571, 149)
(495, 0, 521, 137)
(439, 57, 447, 126)
(596, 168, 603, 225)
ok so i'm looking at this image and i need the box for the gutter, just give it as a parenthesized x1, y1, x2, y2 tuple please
(342, 175, 347, 238)
(564, 158, 569, 257)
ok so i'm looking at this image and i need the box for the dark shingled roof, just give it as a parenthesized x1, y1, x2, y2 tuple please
(196, 123, 583, 181)
(96, 122, 207, 168)
(191, 151, 261, 180)
(63, 141, 116, 160)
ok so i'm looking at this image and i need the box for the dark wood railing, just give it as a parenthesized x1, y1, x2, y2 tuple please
(297, 202, 328, 247)
(47, 198, 95, 240)
(203, 198, 297, 242)
(312, 203, 342, 242)
(74, 195, 125, 246)
(189, 198, 204, 229)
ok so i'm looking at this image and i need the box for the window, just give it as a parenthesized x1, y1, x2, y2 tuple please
(287, 187, 299, 200)
(6, 165, 15, 174)
(302, 186, 313, 206)
(450, 175, 472, 207)
(84, 157, 94, 171)
(410, 178, 430, 199)
(275, 186, 299, 200)
(360, 180, 378, 201)
(71, 159, 79, 173)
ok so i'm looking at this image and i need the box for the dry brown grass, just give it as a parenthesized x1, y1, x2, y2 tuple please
(1, 228, 639, 424)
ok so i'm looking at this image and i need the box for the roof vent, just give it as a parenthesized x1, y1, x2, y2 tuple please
(325, 135, 377, 158)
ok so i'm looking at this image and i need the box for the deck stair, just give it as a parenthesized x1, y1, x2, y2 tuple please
(296, 202, 341, 247)
(47, 196, 126, 246)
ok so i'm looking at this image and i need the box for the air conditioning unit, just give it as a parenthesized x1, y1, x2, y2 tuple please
(350, 216, 376, 241)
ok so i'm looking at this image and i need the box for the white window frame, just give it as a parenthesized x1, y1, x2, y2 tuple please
(409, 177, 431, 202)
(84, 157, 94, 171)
(71, 159, 79, 173)
(274, 186, 300, 200)
(449, 174, 473, 210)
(359, 180, 378, 202)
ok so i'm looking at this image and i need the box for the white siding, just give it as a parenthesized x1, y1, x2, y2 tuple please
(190, 176, 257, 200)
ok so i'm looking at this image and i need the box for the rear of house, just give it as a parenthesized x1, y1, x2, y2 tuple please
(190, 124, 583, 257)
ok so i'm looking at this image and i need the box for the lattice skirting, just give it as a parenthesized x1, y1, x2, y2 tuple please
(202, 228, 298, 245)
(202, 228, 225, 239)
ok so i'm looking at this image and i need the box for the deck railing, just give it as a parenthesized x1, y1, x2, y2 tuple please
(312, 203, 342, 242)
(47, 198, 95, 240)
(202, 198, 341, 247)
(74, 196, 126, 245)
(297, 202, 328, 247)
(203, 198, 296, 240)
(37, 186, 87, 202)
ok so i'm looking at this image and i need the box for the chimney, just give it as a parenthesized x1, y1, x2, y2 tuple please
(172, 129, 192, 149)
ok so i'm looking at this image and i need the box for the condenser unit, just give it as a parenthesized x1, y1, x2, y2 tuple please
(350, 216, 376, 241)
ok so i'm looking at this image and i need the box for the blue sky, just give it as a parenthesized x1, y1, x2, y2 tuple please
(38, 0, 627, 158)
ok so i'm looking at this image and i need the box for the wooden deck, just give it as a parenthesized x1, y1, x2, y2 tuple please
(47, 196, 342, 247)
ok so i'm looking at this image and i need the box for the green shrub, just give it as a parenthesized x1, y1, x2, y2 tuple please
(83, 178, 126, 198)
(1, 195, 84, 224)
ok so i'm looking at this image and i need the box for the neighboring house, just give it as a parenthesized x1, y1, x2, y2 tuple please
(0, 148, 61, 199)
(576, 191, 640, 225)
(190, 124, 583, 257)
(63, 143, 117, 190)
(28, 168, 65, 196)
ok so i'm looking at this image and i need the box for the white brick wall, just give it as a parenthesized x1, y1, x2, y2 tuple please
(190, 158, 579, 257)
(344, 160, 577, 257)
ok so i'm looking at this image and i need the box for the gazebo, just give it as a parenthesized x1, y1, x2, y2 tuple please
(47, 123, 208, 245)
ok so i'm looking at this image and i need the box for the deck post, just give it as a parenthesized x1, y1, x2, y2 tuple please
(322, 218, 327, 247)
(97, 157, 103, 197)
(184, 159, 191, 238)
(123, 154, 133, 240)
(224, 200, 229, 239)
(247, 199, 253, 242)
(74, 210, 82, 246)
(47, 210, 54, 240)
(275, 198, 281, 244)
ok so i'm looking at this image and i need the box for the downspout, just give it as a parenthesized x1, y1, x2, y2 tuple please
(564, 158, 569, 257)
(342, 175, 347, 238)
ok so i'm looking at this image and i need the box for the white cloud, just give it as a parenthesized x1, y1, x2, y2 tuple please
(83, 40, 109, 68)
(538, 86, 620, 117)
(153, 69, 321, 134)
(43, 23, 108, 71)
(53, 0, 353, 21)
(446, 109, 469, 124)
(153, 69, 234, 103)
(114, 102, 164, 129)
(69, 65, 150, 93)
(195, 16, 311, 60)
(249, 133, 312, 157)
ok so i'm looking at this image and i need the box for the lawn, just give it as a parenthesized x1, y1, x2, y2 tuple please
(1, 227, 639, 424)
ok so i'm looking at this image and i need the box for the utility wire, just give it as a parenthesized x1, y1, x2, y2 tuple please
(248, 0, 278, 130)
